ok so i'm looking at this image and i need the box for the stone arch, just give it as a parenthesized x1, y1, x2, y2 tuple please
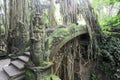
(47, 25, 95, 80)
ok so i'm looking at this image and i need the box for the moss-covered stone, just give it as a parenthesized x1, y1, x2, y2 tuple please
(45, 24, 87, 56)
(25, 61, 53, 80)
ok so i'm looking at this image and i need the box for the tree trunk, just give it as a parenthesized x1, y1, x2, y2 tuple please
(59, 0, 78, 25)
(7, 0, 29, 54)
(49, 0, 57, 28)
(3, 0, 8, 40)
(78, 0, 103, 60)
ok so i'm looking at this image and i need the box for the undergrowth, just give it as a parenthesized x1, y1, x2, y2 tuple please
(95, 36, 120, 79)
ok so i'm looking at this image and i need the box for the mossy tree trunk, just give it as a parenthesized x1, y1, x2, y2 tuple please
(7, 0, 29, 54)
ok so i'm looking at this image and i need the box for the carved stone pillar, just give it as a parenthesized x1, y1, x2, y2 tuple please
(30, 13, 45, 66)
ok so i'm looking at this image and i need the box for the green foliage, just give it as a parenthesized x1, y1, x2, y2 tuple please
(25, 69, 35, 80)
(91, 0, 120, 22)
(92, 36, 120, 79)
(90, 72, 99, 80)
(45, 74, 61, 80)
(94, 0, 120, 5)
(104, 0, 120, 4)
(102, 14, 120, 28)
(101, 14, 120, 34)
(91, 0, 119, 11)
(98, 37, 120, 79)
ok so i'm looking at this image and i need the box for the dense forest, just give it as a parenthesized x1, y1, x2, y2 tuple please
(0, 0, 120, 80)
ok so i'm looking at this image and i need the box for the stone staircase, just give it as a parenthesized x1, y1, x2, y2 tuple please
(0, 52, 30, 80)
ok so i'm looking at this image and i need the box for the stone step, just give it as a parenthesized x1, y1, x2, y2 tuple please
(18, 56, 29, 63)
(11, 60, 25, 70)
(24, 52, 30, 56)
(0, 70, 9, 80)
(10, 75, 25, 80)
(3, 65, 25, 78)
(0, 59, 11, 68)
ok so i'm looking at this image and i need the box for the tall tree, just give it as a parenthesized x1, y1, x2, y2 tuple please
(49, 0, 57, 28)
(56, 0, 78, 25)
(7, 0, 29, 55)
(3, 0, 8, 39)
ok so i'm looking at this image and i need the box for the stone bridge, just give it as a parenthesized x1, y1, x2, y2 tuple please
(46, 24, 88, 58)
(46, 24, 91, 80)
